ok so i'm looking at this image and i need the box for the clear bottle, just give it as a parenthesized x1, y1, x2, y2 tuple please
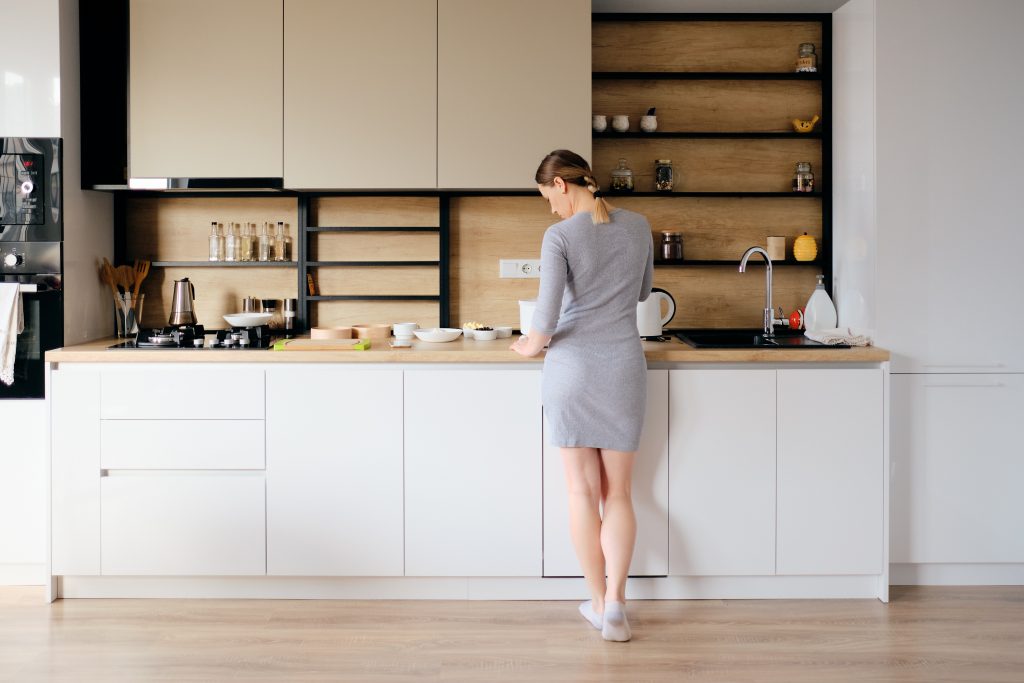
(217, 222, 226, 260)
(258, 222, 272, 262)
(792, 162, 815, 193)
(225, 222, 238, 262)
(803, 273, 838, 332)
(274, 221, 286, 262)
(796, 43, 818, 73)
(208, 221, 222, 262)
(282, 223, 293, 261)
(239, 223, 253, 262)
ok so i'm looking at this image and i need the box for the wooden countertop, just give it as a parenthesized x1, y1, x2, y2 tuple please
(47, 336, 891, 363)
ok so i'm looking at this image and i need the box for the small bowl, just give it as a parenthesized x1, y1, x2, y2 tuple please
(392, 322, 418, 337)
(311, 326, 353, 340)
(413, 328, 463, 343)
(495, 326, 513, 338)
(352, 323, 392, 340)
(462, 326, 477, 339)
(473, 329, 498, 341)
(223, 312, 272, 327)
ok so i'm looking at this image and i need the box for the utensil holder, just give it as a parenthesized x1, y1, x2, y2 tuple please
(114, 293, 144, 338)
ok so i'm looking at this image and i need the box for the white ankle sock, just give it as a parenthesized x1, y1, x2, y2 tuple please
(578, 600, 602, 630)
(601, 601, 631, 642)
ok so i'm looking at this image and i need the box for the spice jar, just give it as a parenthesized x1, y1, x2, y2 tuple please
(660, 231, 683, 261)
(261, 298, 283, 330)
(283, 298, 297, 338)
(609, 158, 635, 193)
(796, 43, 818, 72)
(654, 159, 674, 192)
(792, 162, 815, 193)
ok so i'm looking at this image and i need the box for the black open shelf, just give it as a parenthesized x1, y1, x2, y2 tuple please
(308, 226, 440, 233)
(307, 261, 440, 267)
(150, 261, 297, 268)
(655, 259, 822, 267)
(594, 131, 822, 139)
(308, 295, 440, 302)
(593, 71, 821, 81)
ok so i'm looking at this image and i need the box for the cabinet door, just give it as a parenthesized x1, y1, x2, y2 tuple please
(284, 0, 436, 189)
(404, 370, 542, 576)
(668, 369, 776, 576)
(543, 370, 669, 577)
(0, 400, 48, 572)
(129, 0, 283, 178)
(437, 0, 591, 189)
(777, 369, 884, 574)
(266, 368, 404, 576)
(891, 374, 1024, 563)
(101, 473, 265, 575)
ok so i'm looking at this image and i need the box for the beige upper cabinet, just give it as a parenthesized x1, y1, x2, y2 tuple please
(283, 0, 437, 190)
(129, 0, 283, 179)
(438, 0, 592, 190)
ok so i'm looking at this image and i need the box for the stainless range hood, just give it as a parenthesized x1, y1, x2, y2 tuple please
(115, 177, 285, 192)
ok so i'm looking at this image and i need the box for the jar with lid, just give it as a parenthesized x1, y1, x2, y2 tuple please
(660, 231, 683, 261)
(654, 159, 674, 192)
(795, 43, 818, 72)
(792, 162, 815, 193)
(609, 158, 635, 193)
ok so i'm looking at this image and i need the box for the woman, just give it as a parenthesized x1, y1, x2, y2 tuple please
(511, 150, 653, 642)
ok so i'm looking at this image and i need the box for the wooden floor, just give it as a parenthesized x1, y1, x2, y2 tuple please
(1, 586, 1022, 682)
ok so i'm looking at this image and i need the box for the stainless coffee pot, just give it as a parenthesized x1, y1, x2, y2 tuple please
(168, 277, 197, 325)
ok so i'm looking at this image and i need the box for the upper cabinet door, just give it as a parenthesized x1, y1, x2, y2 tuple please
(129, 0, 283, 179)
(284, 0, 437, 189)
(438, 0, 592, 189)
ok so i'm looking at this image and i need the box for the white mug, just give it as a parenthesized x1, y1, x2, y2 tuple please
(611, 115, 630, 133)
(592, 115, 608, 132)
(392, 322, 418, 338)
(640, 115, 658, 133)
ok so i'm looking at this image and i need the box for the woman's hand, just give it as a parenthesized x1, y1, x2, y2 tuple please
(510, 333, 550, 357)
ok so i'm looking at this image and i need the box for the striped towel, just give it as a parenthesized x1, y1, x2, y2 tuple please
(804, 327, 872, 347)
(0, 283, 24, 386)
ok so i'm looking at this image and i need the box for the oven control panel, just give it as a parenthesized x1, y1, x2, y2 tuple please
(0, 153, 44, 226)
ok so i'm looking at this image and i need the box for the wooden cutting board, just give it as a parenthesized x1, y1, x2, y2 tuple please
(273, 338, 372, 351)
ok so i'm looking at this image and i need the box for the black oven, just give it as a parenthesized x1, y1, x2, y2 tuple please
(1, 138, 62, 400)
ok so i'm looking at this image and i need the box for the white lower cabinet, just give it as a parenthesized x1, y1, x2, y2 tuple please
(101, 473, 265, 575)
(668, 369, 776, 576)
(543, 370, 669, 577)
(265, 368, 404, 576)
(777, 369, 884, 574)
(404, 370, 542, 576)
(891, 374, 1024, 563)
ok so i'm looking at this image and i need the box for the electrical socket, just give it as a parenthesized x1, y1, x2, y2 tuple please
(499, 259, 542, 279)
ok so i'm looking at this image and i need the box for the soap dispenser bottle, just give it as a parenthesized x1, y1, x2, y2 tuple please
(804, 273, 837, 332)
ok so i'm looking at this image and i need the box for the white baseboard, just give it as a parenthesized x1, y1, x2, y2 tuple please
(57, 574, 886, 601)
(891, 563, 1024, 585)
(0, 563, 46, 586)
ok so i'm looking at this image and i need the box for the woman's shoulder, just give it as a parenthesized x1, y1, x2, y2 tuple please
(608, 207, 650, 227)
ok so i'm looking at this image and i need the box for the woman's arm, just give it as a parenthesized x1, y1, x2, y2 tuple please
(511, 227, 565, 357)
(638, 234, 654, 302)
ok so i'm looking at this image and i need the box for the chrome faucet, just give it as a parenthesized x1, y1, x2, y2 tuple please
(739, 246, 788, 337)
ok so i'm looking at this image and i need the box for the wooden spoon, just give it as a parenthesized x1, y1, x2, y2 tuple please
(131, 259, 151, 300)
(100, 258, 120, 302)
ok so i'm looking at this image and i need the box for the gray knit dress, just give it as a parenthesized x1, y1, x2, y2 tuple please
(530, 207, 654, 452)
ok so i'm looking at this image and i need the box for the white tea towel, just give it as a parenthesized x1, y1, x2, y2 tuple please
(805, 326, 872, 347)
(0, 283, 24, 385)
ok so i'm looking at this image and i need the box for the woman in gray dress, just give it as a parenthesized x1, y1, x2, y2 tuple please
(511, 150, 653, 642)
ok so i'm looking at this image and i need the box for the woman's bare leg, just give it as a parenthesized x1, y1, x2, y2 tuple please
(598, 449, 636, 605)
(561, 447, 606, 612)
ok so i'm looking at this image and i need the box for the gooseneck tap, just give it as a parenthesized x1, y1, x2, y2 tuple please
(739, 246, 788, 337)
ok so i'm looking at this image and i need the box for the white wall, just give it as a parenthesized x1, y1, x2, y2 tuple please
(0, 0, 61, 137)
(59, 0, 114, 345)
(832, 0, 876, 336)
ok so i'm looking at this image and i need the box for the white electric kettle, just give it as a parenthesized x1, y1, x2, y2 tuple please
(637, 287, 676, 337)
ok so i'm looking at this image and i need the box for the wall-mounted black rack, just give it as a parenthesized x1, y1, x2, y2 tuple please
(594, 131, 822, 139)
(150, 261, 298, 268)
(654, 259, 822, 267)
(604, 192, 822, 198)
(592, 72, 822, 81)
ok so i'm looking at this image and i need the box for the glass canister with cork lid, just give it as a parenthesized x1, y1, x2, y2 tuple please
(609, 158, 635, 193)
(792, 162, 815, 193)
(795, 43, 818, 72)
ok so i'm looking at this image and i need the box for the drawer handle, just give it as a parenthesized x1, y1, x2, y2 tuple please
(923, 363, 1005, 369)
(922, 382, 1005, 389)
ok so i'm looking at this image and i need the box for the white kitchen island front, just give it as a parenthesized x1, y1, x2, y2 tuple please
(46, 339, 889, 603)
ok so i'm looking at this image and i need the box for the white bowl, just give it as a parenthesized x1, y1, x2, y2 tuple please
(413, 327, 463, 343)
(473, 329, 498, 341)
(223, 312, 272, 327)
(392, 322, 418, 337)
(496, 326, 513, 338)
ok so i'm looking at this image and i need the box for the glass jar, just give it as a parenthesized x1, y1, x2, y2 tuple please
(796, 43, 818, 72)
(654, 159, 674, 192)
(792, 162, 815, 193)
(660, 231, 683, 261)
(609, 158, 635, 193)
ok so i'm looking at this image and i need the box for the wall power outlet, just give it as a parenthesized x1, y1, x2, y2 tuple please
(499, 259, 542, 279)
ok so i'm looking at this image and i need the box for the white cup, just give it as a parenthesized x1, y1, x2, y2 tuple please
(640, 115, 658, 132)
(611, 115, 630, 133)
(592, 115, 608, 132)
(392, 322, 418, 339)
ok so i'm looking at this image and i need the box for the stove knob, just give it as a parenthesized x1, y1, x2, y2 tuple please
(19, 181, 34, 195)
(3, 253, 24, 268)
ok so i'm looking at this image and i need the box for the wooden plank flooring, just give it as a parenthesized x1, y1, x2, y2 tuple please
(1, 586, 1022, 682)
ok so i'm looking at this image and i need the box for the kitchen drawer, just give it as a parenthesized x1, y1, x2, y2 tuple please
(101, 420, 265, 470)
(101, 368, 264, 419)
(101, 473, 266, 575)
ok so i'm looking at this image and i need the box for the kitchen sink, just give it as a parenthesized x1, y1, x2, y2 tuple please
(674, 328, 849, 349)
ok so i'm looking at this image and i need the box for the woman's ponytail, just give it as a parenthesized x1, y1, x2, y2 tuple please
(535, 150, 611, 225)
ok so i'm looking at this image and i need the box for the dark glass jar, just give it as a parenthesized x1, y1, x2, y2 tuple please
(654, 159, 674, 192)
(660, 231, 683, 261)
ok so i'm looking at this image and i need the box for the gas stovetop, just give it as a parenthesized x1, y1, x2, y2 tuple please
(108, 325, 279, 350)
